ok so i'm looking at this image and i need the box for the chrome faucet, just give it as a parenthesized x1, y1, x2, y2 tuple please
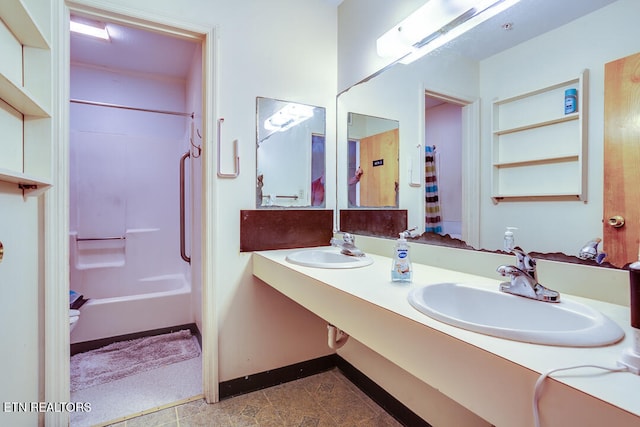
(330, 233, 365, 257)
(497, 247, 560, 302)
(578, 238, 607, 264)
(510, 247, 538, 282)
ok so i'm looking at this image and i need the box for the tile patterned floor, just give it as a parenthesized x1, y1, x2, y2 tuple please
(107, 368, 403, 426)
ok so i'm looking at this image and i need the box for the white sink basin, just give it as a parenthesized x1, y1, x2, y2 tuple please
(285, 249, 373, 269)
(407, 282, 624, 347)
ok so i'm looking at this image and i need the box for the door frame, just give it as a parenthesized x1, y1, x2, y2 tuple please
(45, 2, 218, 423)
(422, 88, 480, 247)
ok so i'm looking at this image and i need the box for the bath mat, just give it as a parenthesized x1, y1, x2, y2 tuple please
(70, 329, 200, 392)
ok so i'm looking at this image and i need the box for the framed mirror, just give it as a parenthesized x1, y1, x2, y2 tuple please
(256, 97, 326, 208)
(346, 113, 399, 208)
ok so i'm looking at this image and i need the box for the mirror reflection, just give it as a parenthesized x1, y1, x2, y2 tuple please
(336, 52, 478, 245)
(256, 97, 326, 208)
(347, 113, 399, 208)
(337, 0, 639, 267)
(424, 95, 463, 239)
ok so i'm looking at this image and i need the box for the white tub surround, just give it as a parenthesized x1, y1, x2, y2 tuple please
(253, 248, 640, 427)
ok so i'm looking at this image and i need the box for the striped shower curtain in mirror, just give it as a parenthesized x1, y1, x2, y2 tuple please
(425, 145, 442, 233)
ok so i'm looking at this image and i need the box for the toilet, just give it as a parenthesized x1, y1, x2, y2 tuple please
(70, 309, 80, 333)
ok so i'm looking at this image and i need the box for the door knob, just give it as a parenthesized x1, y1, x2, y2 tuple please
(0, 241, 3, 263)
(608, 215, 625, 228)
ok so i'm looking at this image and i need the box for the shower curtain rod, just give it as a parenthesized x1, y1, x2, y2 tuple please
(70, 98, 194, 118)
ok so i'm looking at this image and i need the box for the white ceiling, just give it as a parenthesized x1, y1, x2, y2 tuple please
(419, 0, 617, 61)
(70, 0, 616, 80)
(69, 1, 344, 79)
(70, 17, 199, 79)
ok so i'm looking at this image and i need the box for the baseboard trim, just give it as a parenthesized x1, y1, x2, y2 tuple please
(70, 323, 201, 356)
(219, 354, 430, 427)
(219, 355, 337, 399)
(335, 356, 431, 427)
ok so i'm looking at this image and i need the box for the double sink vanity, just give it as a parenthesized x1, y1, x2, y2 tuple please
(253, 237, 640, 427)
(246, 1, 640, 425)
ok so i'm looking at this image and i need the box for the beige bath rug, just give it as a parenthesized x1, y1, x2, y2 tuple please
(70, 329, 200, 392)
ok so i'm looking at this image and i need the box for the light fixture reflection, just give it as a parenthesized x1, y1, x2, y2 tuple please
(264, 103, 315, 132)
(70, 19, 110, 40)
(377, 0, 520, 64)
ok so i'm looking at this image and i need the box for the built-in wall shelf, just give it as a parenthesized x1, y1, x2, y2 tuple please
(494, 113, 578, 136)
(0, 0, 52, 196)
(0, 0, 49, 49)
(0, 73, 50, 117)
(0, 169, 52, 197)
(491, 70, 588, 203)
(493, 154, 580, 169)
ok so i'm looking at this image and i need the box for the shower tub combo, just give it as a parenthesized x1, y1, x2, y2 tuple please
(68, 125, 197, 345)
(69, 229, 193, 345)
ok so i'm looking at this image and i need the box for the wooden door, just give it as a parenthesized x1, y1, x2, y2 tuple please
(359, 128, 399, 207)
(604, 52, 640, 267)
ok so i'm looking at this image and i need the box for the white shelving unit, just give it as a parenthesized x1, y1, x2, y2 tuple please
(0, 0, 52, 196)
(491, 70, 588, 203)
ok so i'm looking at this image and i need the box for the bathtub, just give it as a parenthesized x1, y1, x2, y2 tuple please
(70, 274, 193, 344)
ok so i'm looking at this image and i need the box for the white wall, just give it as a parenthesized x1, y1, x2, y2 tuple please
(478, 0, 640, 255)
(210, 0, 339, 381)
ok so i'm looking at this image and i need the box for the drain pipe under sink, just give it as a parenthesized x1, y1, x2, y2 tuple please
(327, 324, 349, 349)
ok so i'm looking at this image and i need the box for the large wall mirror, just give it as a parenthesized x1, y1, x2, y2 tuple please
(256, 97, 326, 208)
(337, 0, 639, 268)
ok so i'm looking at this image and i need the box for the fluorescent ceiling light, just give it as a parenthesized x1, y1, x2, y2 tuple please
(264, 103, 315, 132)
(377, 0, 520, 64)
(70, 19, 110, 40)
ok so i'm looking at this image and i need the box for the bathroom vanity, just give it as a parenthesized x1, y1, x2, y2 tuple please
(253, 239, 640, 427)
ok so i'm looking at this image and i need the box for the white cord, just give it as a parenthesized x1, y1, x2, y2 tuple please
(533, 364, 629, 427)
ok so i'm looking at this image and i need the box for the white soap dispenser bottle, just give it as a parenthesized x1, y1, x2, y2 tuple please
(391, 232, 412, 282)
(504, 227, 518, 252)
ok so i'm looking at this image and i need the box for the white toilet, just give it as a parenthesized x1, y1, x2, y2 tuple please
(69, 309, 80, 333)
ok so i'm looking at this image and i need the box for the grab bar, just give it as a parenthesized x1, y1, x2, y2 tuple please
(180, 151, 191, 264)
(262, 195, 299, 199)
(76, 236, 125, 241)
(217, 118, 240, 178)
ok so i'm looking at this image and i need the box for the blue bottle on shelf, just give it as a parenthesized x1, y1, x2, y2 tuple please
(565, 88, 577, 114)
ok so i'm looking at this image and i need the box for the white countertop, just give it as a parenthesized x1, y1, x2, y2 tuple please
(253, 247, 640, 425)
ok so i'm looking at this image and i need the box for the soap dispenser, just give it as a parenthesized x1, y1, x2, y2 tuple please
(391, 231, 412, 283)
(504, 227, 518, 252)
